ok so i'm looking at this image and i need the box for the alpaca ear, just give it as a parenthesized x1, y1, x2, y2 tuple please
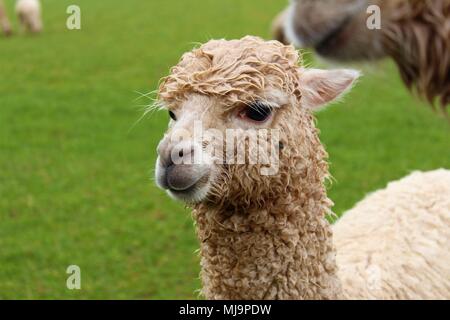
(298, 68, 361, 110)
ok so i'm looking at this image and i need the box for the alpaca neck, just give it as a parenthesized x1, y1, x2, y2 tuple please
(193, 190, 342, 300)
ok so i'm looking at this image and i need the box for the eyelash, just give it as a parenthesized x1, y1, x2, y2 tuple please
(237, 102, 273, 123)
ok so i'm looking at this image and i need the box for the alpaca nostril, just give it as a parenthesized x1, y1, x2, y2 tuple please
(171, 144, 196, 165)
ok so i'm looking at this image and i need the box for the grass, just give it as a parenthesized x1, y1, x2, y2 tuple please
(0, 0, 449, 299)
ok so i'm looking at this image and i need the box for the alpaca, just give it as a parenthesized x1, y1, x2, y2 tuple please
(16, 0, 42, 34)
(0, 0, 12, 36)
(154, 36, 450, 299)
(272, 0, 450, 110)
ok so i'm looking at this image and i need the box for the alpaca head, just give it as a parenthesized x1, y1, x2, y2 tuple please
(275, 0, 415, 61)
(155, 36, 359, 209)
(274, 0, 449, 108)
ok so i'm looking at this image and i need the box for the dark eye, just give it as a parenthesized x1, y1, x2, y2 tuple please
(169, 110, 177, 121)
(239, 102, 272, 122)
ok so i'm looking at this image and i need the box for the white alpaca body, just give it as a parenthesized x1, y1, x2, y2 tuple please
(334, 169, 450, 299)
(16, 0, 41, 33)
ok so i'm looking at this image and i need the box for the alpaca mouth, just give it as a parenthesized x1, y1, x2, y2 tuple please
(314, 16, 353, 55)
(166, 171, 211, 203)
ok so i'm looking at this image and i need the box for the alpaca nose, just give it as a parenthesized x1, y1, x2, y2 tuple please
(156, 140, 203, 192)
(171, 144, 195, 165)
(157, 140, 195, 168)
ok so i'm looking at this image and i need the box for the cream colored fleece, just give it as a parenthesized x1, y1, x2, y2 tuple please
(335, 169, 450, 299)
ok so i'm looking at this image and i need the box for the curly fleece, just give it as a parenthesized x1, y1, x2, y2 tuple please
(383, 0, 450, 109)
(158, 36, 450, 300)
(334, 169, 450, 299)
(159, 36, 302, 109)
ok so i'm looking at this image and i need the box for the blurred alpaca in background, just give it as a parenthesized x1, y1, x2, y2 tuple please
(273, 0, 449, 111)
(0, 0, 12, 36)
(16, 0, 42, 34)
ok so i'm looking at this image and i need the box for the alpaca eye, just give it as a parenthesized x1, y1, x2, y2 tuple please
(169, 111, 177, 121)
(239, 102, 272, 122)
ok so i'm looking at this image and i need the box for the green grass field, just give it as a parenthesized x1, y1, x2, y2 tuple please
(0, 0, 449, 299)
